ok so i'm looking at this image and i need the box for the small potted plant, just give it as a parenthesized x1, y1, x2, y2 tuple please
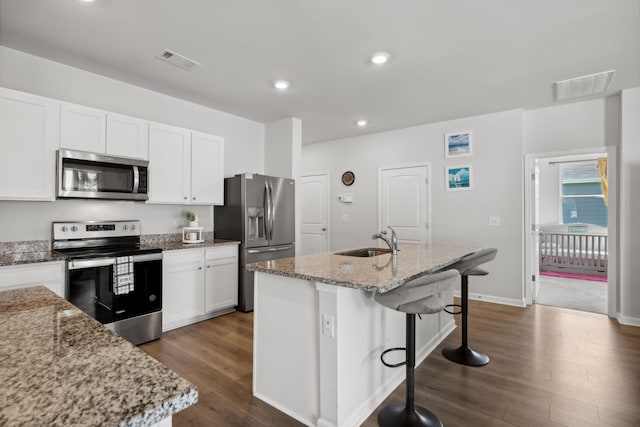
(187, 211, 199, 227)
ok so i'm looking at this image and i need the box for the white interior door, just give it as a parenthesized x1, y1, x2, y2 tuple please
(531, 161, 540, 303)
(379, 165, 429, 244)
(301, 173, 328, 255)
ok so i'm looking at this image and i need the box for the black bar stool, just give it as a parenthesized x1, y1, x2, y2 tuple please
(441, 248, 497, 367)
(374, 269, 460, 427)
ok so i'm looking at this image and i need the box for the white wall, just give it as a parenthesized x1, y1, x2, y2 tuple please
(0, 46, 265, 240)
(303, 109, 524, 305)
(620, 87, 640, 323)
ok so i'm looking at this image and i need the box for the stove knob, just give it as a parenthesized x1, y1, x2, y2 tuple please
(130, 224, 136, 231)
(123, 224, 128, 231)
(70, 226, 78, 232)
(61, 226, 68, 232)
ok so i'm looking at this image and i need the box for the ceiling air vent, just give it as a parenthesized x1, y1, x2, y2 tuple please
(156, 49, 201, 71)
(555, 70, 615, 101)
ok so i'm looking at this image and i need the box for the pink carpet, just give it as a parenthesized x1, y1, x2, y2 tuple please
(539, 270, 607, 282)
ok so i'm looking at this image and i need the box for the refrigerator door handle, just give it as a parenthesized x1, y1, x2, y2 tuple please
(264, 181, 270, 240)
(268, 181, 275, 241)
(247, 244, 295, 254)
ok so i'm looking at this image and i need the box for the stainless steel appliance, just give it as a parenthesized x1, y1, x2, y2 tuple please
(57, 149, 149, 201)
(52, 220, 162, 345)
(214, 174, 295, 312)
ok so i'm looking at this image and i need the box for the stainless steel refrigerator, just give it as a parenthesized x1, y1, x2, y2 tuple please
(214, 174, 295, 312)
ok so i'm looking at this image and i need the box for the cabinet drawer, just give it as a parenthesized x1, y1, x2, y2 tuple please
(205, 245, 238, 260)
(0, 262, 65, 289)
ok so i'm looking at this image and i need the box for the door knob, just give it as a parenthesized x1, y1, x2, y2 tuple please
(322, 228, 327, 231)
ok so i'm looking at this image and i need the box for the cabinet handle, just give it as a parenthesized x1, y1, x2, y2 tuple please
(198, 266, 203, 270)
(193, 196, 196, 200)
(207, 265, 211, 269)
(184, 196, 187, 200)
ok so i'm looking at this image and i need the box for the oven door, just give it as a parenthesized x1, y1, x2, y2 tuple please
(67, 257, 116, 324)
(67, 253, 162, 324)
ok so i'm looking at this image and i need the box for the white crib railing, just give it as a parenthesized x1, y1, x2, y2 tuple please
(539, 231, 607, 276)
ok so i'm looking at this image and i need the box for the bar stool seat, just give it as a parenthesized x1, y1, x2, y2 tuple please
(374, 269, 459, 427)
(441, 248, 497, 367)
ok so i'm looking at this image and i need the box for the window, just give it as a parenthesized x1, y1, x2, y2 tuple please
(560, 162, 607, 227)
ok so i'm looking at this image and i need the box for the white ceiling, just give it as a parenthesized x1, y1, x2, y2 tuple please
(1, 0, 638, 144)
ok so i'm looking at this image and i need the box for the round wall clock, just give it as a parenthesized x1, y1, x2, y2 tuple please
(341, 171, 355, 186)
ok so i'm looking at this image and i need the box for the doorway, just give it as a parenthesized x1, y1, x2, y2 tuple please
(300, 172, 329, 255)
(524, 149, 616, 316)
(378, 164, 430, 243)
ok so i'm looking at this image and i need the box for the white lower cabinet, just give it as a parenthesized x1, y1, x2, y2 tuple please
(162, 245, 239, 332)
(205, 245, 239, 313)
(0, 261, 66, 298)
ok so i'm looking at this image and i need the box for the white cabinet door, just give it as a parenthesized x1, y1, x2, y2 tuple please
(0, 261, 66, 298)
(0, 88, 59, 201)
(191, 132, 224, 205)
(60, 102, 106, 153)
(106, 113, 149, 160)
(204, 245, 239, 313)
(162, 249, 205, 331)
(148, 122, 191, 204)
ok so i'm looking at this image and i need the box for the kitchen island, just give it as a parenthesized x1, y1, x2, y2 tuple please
(247, 243, 478, 427)
(0, 286, 197, 427)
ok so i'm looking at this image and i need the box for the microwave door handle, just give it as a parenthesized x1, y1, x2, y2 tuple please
(132, 166, 140, 193)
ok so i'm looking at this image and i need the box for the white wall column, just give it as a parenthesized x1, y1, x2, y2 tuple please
(265, 117, 302, 255)
(619, 87, 640, 325)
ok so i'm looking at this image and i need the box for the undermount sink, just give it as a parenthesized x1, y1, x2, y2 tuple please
(335, 247, 393, 257)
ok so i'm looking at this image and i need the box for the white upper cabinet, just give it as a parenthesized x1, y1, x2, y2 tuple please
(60, 102, 149, 160)
(60, 102, 106, 153)
(148, 123, 225, 205)
(191, 131, 224, 205)
(0, 87, 59, 201)
(106, 113, 149, 159)
(148, 122, 191, 204)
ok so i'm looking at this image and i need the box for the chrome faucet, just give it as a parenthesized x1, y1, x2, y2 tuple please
(372, 226, 398, 255)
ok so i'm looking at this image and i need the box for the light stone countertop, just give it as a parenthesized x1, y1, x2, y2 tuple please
(0, 286, 198, 427)
(246, 243, 479, 293)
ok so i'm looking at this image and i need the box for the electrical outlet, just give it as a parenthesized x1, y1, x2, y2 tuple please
(342, 214, 349, 222)
(322, 314, 335, 338)
(174, 218, 182, 227)
(489, 216, 501, 226)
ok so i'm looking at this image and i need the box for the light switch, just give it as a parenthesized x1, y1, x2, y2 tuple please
(342, 214, 349, 222)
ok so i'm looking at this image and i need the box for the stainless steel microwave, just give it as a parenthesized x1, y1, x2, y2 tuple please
(57, 149, 149, 201)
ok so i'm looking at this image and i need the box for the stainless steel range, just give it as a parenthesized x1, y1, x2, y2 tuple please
(52, 220, 162, 345)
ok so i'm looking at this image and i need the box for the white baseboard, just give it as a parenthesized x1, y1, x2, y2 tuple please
(617, 313, 640, 327)
(453, 290, 526, 308)
(343, 319, 457, 427)
(254, 391, 316, 427)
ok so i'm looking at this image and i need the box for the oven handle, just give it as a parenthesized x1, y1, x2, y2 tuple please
(131, 253, 163, 263)
(68, 258, 116, 270)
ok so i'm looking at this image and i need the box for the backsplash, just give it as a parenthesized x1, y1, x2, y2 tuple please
(0, 240, 49, 254)
(141, 232, 214, 246)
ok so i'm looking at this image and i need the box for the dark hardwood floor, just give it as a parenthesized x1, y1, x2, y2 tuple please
(140, 301, 640, 427)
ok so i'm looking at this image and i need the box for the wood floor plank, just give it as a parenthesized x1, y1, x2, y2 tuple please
(140, 301, 640, 427)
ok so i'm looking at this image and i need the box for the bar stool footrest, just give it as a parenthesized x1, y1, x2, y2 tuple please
(441, 345, 489, 366)
(381, 347, 406, 368)
(378, 402, 444, 427)
(443, 303, 462, 315)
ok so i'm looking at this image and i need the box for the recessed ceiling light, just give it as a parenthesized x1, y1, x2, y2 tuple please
(356, 120, 368, 127)
(273, 80, 290, 90)
(370, 52, 390, 65)
(78, 0, 97, 3)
